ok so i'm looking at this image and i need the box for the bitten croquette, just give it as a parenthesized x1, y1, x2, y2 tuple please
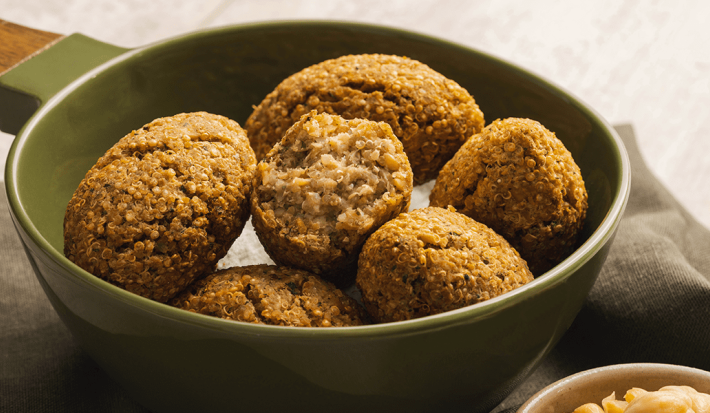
(63, 112, 257, 302)
(245, 54, 485, 184)
(170, 265, 368, 327)
(251, 111, 413, 286)
(356, 206, 533, 323)
(429, 118, 588, 275)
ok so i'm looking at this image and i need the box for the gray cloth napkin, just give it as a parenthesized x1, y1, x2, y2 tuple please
(1, 124, 708, 412)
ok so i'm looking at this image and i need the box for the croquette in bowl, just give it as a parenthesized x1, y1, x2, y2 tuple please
(356, 206, 534, 323)
(170, 264, 368, 327)
(251, 111, 413, 285)
(63, 112, 257, 302)
(429, 118, 588, 275)
(245, 53, 485, 184)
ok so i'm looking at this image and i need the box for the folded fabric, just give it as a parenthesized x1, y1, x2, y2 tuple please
(1, 125, 708, 412)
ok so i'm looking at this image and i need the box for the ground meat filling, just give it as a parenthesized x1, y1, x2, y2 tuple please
(252, 111, 413, 281)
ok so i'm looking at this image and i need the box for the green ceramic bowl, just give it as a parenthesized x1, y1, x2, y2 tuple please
(1, 21, 629, 413)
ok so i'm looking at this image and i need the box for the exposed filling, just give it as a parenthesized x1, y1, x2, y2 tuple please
(257, 112, 410, 245)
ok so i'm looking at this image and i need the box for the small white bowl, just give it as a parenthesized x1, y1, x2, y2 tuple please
(518, 363, 710, 413)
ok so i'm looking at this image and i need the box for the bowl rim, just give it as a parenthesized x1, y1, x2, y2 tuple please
(517, 362, 710, 413)
(4, 19, 631, 339)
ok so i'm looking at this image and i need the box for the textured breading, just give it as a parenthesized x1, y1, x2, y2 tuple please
(63, 112, 257, 302)
(429, 118, 588, 275)
(251, 111, 413, 285)
(245, 54, 485, 184)
(356, 206, 533, 323)
(170, 265, 368, 327)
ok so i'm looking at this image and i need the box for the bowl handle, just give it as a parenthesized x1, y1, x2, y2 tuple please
(0, 20, 129, 134)
(0, 20, 64, 77)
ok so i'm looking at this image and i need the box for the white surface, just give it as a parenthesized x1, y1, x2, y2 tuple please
(2, 0, 709, 228)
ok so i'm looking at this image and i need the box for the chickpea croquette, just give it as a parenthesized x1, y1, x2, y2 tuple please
(429, 118, 588, 275)
(251, 111, 413, 285)
(64, 112, 257, 302)
(245, 54, 485, 184)
(356, 206, 533, 323)
(170, 264, 368, 327)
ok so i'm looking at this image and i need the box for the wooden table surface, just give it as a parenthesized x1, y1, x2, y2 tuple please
(2, 0, 709, 228)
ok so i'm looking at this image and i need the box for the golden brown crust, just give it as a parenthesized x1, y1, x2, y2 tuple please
(63, 112, 257, 302)
(429, 118, 588, 275)
(356, 206, 533, 323)
(251, 111, 413, 286)
(170, 265, 368, 327)
(245, 54, 485, 184)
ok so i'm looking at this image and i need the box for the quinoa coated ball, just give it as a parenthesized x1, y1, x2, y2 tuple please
(429, 118, 588, 275)
(251, 111, 413, 286)
(64, 112, 257, 303)
(356, 206, 533, 323)
(170, 264, 368, 327)
(245, 54, 485, 184)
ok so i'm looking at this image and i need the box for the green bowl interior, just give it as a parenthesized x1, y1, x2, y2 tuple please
(10, 21, 624, 315)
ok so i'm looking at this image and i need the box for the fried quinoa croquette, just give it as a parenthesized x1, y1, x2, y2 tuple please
(64, 112, 257, 302)
(356, 206, 533, 323)
(429, 118, 588, 275)
(170, 265, 368, 327)
(251, 111, 413, 285)
(245, 54, 485, 184)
